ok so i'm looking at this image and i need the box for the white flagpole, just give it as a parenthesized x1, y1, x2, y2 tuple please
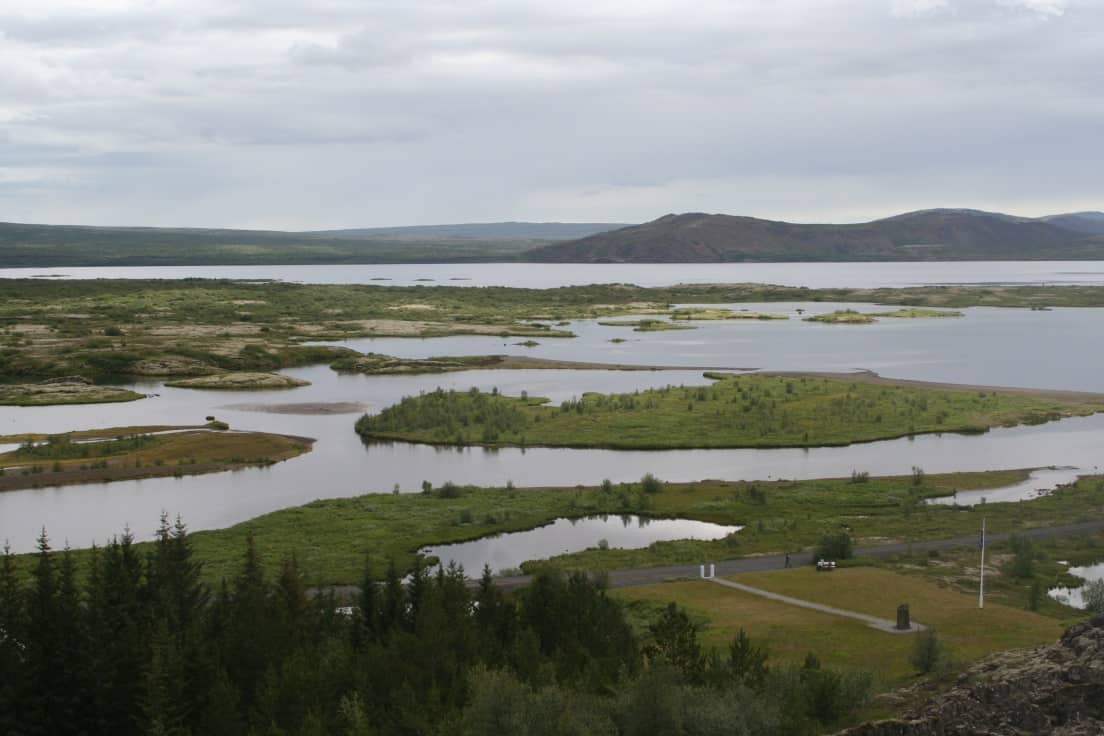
(979, 517, 986, 609)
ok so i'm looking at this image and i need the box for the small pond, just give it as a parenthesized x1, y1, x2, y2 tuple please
(420, 515, 742, 576)
(1048, 561, 1104, 610)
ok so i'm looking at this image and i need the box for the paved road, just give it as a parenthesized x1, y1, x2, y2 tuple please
(491, 518, 1104, 591)
(706, 577, 926, 634)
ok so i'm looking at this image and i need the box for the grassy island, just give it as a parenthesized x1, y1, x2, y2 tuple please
(355, 373, 1104, 449)
(871, 307, 964, 319)
(806, 307, 964, 324)
(670, 308, 788, 321)
(0, 380, 144, 406)
(597, 319, 696, 331)
(164, 371, 310, 390)
(330, 352, 735, 375)
(804, 309, 877, 324)
(0, 424, 313, 492)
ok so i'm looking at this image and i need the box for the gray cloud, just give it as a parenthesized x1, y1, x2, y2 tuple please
(0, 0, 1100, 228)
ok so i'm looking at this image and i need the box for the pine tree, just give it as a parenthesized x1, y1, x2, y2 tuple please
(24, 529, 59, 734)
(225, 533, 277, 716)
(0, 541, 27, 734)
(354, 555, 380, 648)
(86, 530, 151, 735)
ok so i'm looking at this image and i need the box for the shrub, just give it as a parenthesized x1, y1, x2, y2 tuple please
(436, 481, 461, 499)
(815, 532, 853, 561)
(1008, 534, 1035, 578)
(910, 626, 945, 674)
(1084, 579, 1104, 614)
(640, 473, 663, 494)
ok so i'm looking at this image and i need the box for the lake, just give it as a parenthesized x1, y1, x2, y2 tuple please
(2, 269, 1103, 557)
(4, 260, 1104, 288)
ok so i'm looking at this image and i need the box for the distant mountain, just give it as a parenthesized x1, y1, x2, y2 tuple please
(310, 222, 630, 241)
(0, 220, 625, 267)
(1039, 211, 1104, 235)
(528, 209, 1104, 263)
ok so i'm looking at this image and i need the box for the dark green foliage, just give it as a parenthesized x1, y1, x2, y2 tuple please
(910, 626, 946, 674)
(640, 473, 663, 494)
(1009, 534, 1036, 578)
(815, 532, 854, 562)
(646, 603, 704, 680)
(358, 386, 532, 445)
(724, 627, 770, 690)
(0, 522, 874, 735)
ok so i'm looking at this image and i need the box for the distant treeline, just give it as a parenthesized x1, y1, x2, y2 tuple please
(0, 518, 872, 735)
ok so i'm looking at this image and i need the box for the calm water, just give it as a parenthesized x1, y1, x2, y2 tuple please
(421, 516, 742, 576)
(3, 361, 1104, 553)
(1048, 562, 1104, 609)
(4, 261, 1104, 288)
(926, 467, 1083, 506)
(2, 286, 1104, 554)
(323, 303, 1104, 392)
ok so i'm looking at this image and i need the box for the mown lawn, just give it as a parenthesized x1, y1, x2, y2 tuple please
(616, 567, 1062, 684)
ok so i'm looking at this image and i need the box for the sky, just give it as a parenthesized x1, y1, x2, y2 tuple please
(0, 0, 1101, 229)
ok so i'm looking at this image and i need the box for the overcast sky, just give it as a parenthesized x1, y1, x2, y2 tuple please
(0, 0, 1101, 229)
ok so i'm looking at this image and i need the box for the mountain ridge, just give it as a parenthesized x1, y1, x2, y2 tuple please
(529, 208, 1104, 263)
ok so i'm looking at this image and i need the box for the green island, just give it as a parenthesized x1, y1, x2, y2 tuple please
(164, 371, 311, 389)
(871, 307, 964, 318)
(804, 309, 877, 324)
(330, 352, 715, 375)
(0, 379, 144, 406)
(806, 307, 963, 324)
(1, 278, 1100, 383)
(355, 373, 1104, 449)
(670, 308, 788, 320)
(597, 319, 697, 331)
(0, 424, 313, 492)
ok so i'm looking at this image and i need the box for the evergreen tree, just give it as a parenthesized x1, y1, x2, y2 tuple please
(23, 528, 67, 735)
(85, 530, 152, 736)
(0, 542, 26, 734)
(224, 532, 278, 717)
(647, 602, 704, 681)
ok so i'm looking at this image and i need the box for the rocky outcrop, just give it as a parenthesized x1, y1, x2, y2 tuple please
(839, 616, 1104, 736)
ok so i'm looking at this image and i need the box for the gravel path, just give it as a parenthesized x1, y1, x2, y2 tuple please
(706, 577, 925, 634)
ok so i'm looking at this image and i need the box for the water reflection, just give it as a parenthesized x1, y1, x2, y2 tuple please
(926, 467, 1083, 506)
(1048, 562, 1104, 609)
(4, 305, 1104, 552)
(420, 515, 742, 576)
(3, 384, 1104, 553)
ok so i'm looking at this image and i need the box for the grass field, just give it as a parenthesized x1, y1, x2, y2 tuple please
(355, 373, 1104, 449)
(616, 567, 1063, 684)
